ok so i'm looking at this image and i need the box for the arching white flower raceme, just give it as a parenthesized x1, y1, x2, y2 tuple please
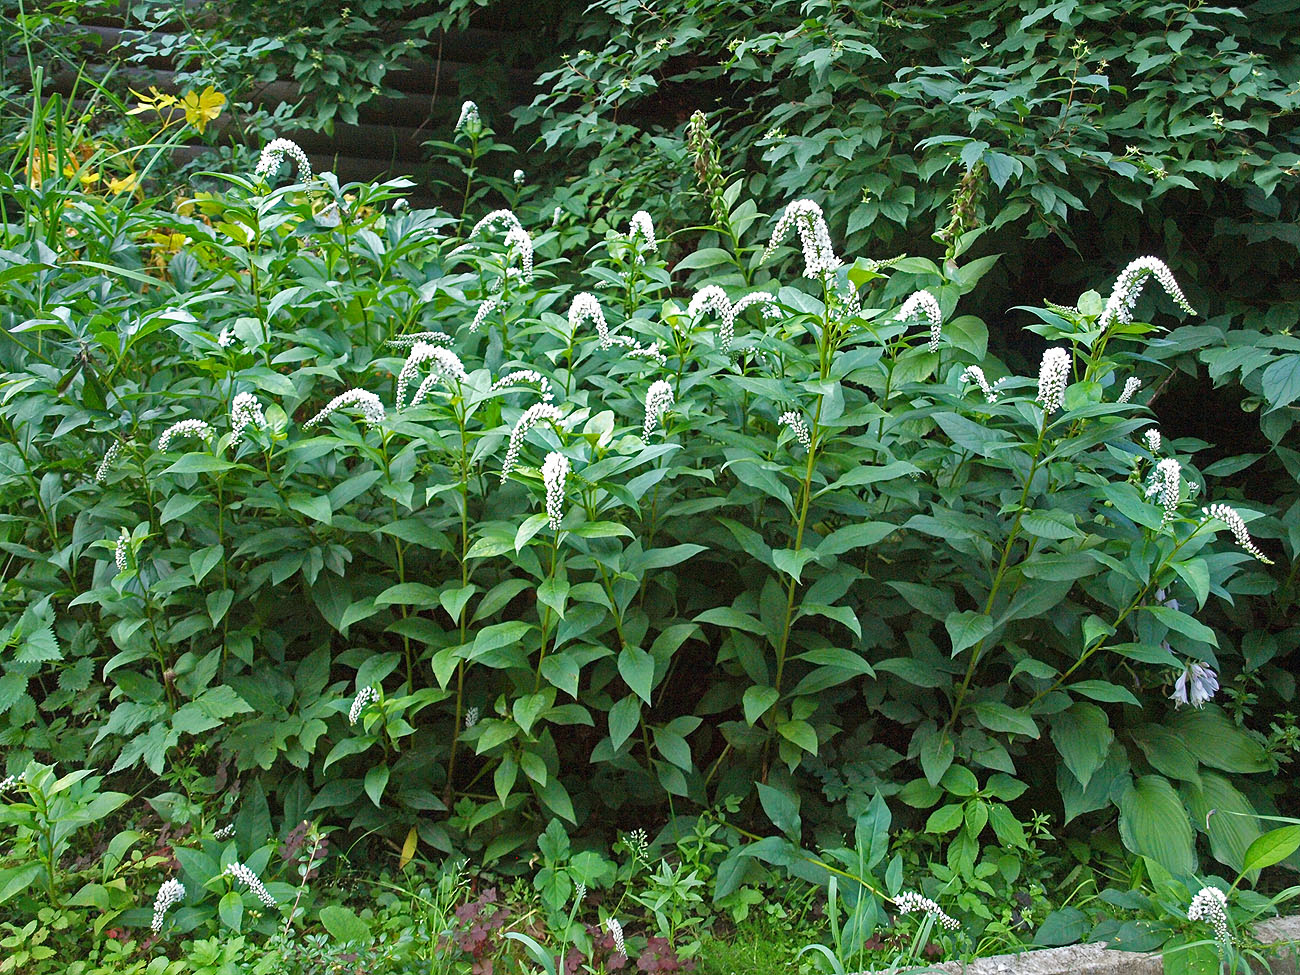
(218, 326, 238, 348)
(1202, 503, 1272, 563)
(114, 528, 130, 573)
(388, 331, 454, 349)
(1036, 348, 1071, 414)
(1146, 458, 1183, 525)
(1172, 663, 1220, 709)
(541, 452, 569, 531)
(1188, 887, 1230, 942)
(779, 411, 811, 450)
(158, 419, 214, 451)
(254, 138, 311, 184)
(607, 333, 668, 367)
(897, 290, 943, 352)
(1098, 256, 1196, 330)
(1143, 428, 1161, 453)
(304, 389, 386, 429)
(224, 862, 277, 909)
(643, 380, 675, 439)
(628, 210, 657, 263)
(569, 292, 610, 348)
(895, 892, 960, 931)
(348, 686, 378, 725)
(470, 294, 502, 333)
(760, 199, 841, 278)
(230, 393, 266, 447)
(606, 917, 626, 958)
(490, 370, 555, 403)
(687, 286, 780, 351)
(1117, 376, 1142, 404)
(960, 366, 1000, 404)
(463, 706, 479, 729)
(96, 440, 126, 483)
(502, 403, 563, 482)
(455, 100, 481, 135)
(151, 879, 185, 934)
(469, 209, 524, 240)
(397, 343, 467, 410)
(504, 225, 534, 281)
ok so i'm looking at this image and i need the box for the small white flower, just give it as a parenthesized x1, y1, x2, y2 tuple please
(464, 706, 479, 729)
(224, 862, 277, 909)
(469, 209, 523, 240)
(491, 370, 555, 403)
(1143, 428, 1161, 453)
(151, 879, 185, 934)
(1172, 663, 1220, 709)
(254, 138, 311, 184)
(760, 199, 841, 278)
(396, 343, 467, 410)
(1099, 256, 1196, 330)
(455, 100, 481, 135)
(504, 225, 534, 281)
(569, 292, 610, 348)
(575, 883, 587, 902)
(541, 451, 569, 531)
(348, 686, 378, 725)
(895, 891, 960, 931)
(606, 917, 626, 957)
(1188, 886, 1230, 942)
(897, 290, 943, 352)
(213, 823, 236, 840)
(513, 169, 525, 186)
(158, 419, 214, 451)
(1036, 347, 1071, 414)
(305, 389, 386, 429)
(552, 206, 564, 226)
(0, 774, 18, 792)
(1146, 458, 1182, 525)
(779, 411, 811, 449)
(688, 286, 779, 351)
(502, 403, 564, 482)
(1117, 376, 1142, 404)
(628, 210, 657, 263)
(217, 326, 238, 348)
(230, 393, 266, 448)
(643, 380, 674, 439)
(470, 295, 501, 333)
(623, 340, 668, 367)
(114, 528, 130, 573)
(1202, 503, 1272, 563)
(96, 440, 126, 483)
(960, 365, 999, 404)
(388, 331, 454, 349)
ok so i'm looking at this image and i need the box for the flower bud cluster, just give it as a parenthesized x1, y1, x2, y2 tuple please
(455, 101, 481, 135)
(1099, 256, 1196, 330)
(348, 686, 378, 725)
(779, 411, 811, 449)
(1203, 503, 1272, 563)
(1117, 376, 1142, 404)
(643, 381, 674, 439)
(1146, 458, 1182, 525)
(542, 452, 569, 530)
(230, 393, 266, 447)
(151, 879, 185, 933)
(491, 370, 555, 403)
(570, 292, 609, 347)
(1188, 886, 1230, 942)
(502, 404, 563, 481)
(895, 892, 959, 931)
(305, 389, 385, 429)
(1036, 348, 1070, 414)
(254, 138, 311, 184)
(628, 211, 657, 263)
(96, 440, 126, 483)
(898, 290, 943, 352)
(114, 528, 130, 573)
(158, 419, 214, 451)
(1143, 428, 1161, 453)
(397, 343, 467, 409)
(960, 366, 1000, 404)
(688, 286, 779, 351)
(225, 862, 277, 909)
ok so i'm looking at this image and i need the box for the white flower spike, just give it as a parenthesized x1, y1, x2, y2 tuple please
(1202, 503, 1272, 563)
(304, 389, 385, 429)
(158, 419, 214, 451)
(1099, 256, 1196, 330)
(898, 290, 943, 353)
(502, 403, 563, 482)
(1117, 376, 1142, 404)
(542, 452, 569, 531)
(1188, 886, 1230, 942)
(569, 292, 610, 348)
(254, 138, 311, 184)
(643, 380, 674, 439)
(895, 892, 960, 931)
(396, 343, 467, 410)
(151, 879, 185, 934)
(960, 366, 999, 404)
(1036, 348, 1070, 414)
(1146, 458, 1183, 526)
(224, 862, 277, 909)
(687, 286, 779, 352)
(779, 411, 811, 450)
(230, 393, 266, 448)
(349, 686, 378, 725)
(760, 199, 841, 279)
(628, 211, 657, 263)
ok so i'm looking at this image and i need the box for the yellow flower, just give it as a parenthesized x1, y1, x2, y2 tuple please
(108, 173, 139, 195)
(127, 86, 177, 116)
(182, 86, 226, 133)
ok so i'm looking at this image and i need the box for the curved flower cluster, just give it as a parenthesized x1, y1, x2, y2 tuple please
(502, 404, 563, 482)
(455, 100, 481, 135)
(897, 290, 943, 352)
(1188, 887, 1230, 942)
(760, 199, 840, 278)
(304, 389, 385, 429)
(388, 331, 454, 349)
(230, 393, 266, 447)
(158, 419, 214, 451)
(541, 452, 569, 531)
(151, 879, 185, 934)
(491, 370, 555, 403)
(1203, 503, 1272, 563)
(114, 528, 130, 573)
(254, 138, 311, 184)
(620, 340, 668, 367)
(1172, 662, 1220, 709)
(1146, 458, 1183, 525)
(348, 686, 378, 725)
(1036, 348, 1071, 414)
(470, 294, 501, 333)
(569, 292, 610, 347)
(464, 706, 479, 729)
(643, 380, 674, 439)
(469, 209, 523, 240)
(504, 225, 534, 281)
(213, 823, 236, 840)
(218, 327, 238, 348)
(1117, 376, 1142, 404)
(1143, 428, 1161, 453)
(688, 286, 780, 351)
(1099, 256, 1196, 330)
(960, 366, 1000, 404)
(396, 343, 467, 409)
(779, 411, 811, 450)
(628, 210, 657, 263)
(606, 917, 626, 958)
(96, 440, 126, 483)
(224, 862, 277, 909)
(895, 892, 960, 931)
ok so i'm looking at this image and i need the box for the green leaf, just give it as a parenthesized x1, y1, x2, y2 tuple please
(1242, 825, 1300, 875)
(1145, 604, 1217, 646)
(1067, 681, 1140, 705)
(945, 610, 994, 656)
(1049, 703, 1113, 790)
(608, 695, 640, 752)
(364, 764, 389, 808)
(374, 582, 440, 607)
(163, 453, 235, 475)
(777, 719, 818, 754)
(757, 782, 801, 838)
(1171, 706, 1271, 773)
(743, 685, 780, 725)
(1261, 353, 1300, 412)
(537, 576, 569, 619)
(1020, 511, 1079, 540)
(971, 701, 1039, 738)
(219, 889, 244, 931)
(288, 494, 332, 524)
(925, 803, 964, 833)
(1118, 775, 1196, 875)
(988, 803, 1028, 849)
(319, 904, 372, 944)
(920, 731, 955, 786)
(1183, 773, 1260, 875)
(618, 647, 656, 705)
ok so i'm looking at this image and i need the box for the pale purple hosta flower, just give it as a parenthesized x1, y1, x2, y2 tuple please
(454, 100, 481, 135)
(96, 440, 126, 483)
(1143, 428, 1161, 453)
(569, 292, 610, 348)
(158, 419, 214, 451)
(1202, 503, 1272, 563)
(1171, 662, 1219, 709)
(1146, 458, 1182, 525)
(895, 892, 960, 931)
(254, 138, 311, 183)
(230, 393, 266, 448)
(397, 343, 467, 410)
(779, 411, 811, 450)
(1036, 347, 1071, 414)
(304, 389, 385, 429)
(606, 917, 626, 958)
(1098, 256, 1196, 330)
(491, 370, 555, 403)
(541, 451, 569, 531)
(464, 706, 479, 729)
(224, 862, 277, 909)
(387, 331, 454, 349)
(1188, 886, 1230, 942)
(628, 210, 657, 263)
(151, 879, 185, 934)
(469, 209, 523, 240)
(761, 199, 841, 278)
(504, 225, 534, 281)
(114, 528, 130, 573)
(960, 366, 999, 404)
(470, 294, 502, 333)
(348, 686, 378, 725)
(502, 403, 564, 482)
(1117, 376, 1142, 404)
(643, 380, 674, 439)
(897, 290, 943, 352)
